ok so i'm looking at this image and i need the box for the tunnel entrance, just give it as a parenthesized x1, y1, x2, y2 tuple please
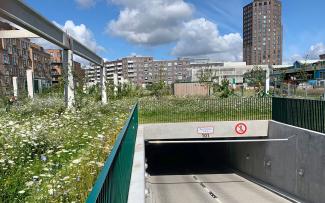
(146, 142, 231, 175)
(145, 141, 293, 203)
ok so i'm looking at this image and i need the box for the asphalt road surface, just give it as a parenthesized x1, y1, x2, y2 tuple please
(146, 172, 292, 203)
(145, 143, 292, 203)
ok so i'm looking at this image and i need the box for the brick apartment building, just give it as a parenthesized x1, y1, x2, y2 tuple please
(47, 49, 85, 85)
(0, 21, 29, 94)
(73, 61, 85, 86)
(30, 43, 51, 92)
(104, 56, 191, 86)
(0, 21, 51, 95)
(47, 49, 62, 84)
(243, 0, 283, 65)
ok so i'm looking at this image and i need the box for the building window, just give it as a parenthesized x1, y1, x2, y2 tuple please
(3, 54, 10, 65)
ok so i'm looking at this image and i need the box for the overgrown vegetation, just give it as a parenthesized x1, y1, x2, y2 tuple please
(0, 94, 134, 202)
(243, 66, 267, 96)
(213, 79, 234, 98)
(146, 81, 171, 97)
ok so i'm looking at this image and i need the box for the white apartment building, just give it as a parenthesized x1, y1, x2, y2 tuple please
(84, 65, 100, 87)
(191, 60, 269, 86)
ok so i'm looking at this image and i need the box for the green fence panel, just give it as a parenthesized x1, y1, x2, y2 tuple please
(272, 97, 325, 133)
(86, 104, 138, 203)
(139, 97, 272, 124)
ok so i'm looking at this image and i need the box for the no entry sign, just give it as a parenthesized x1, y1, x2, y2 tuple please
(235, 123, 247, 135)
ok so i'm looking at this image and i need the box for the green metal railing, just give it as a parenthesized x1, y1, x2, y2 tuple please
(85, 97, 325, 203)
(139, 97, 272, 124)
(86, 104, 138, 203)
(272, 97, 325, 133)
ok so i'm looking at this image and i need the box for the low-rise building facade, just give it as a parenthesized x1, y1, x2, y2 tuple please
(84, 65, 100, 86)
(47, 49, 85, 86)
(0, 21, 51, 95)
(104, 56, 191, 86)
(47, 49, 63, 84)
(30, 43, 51, 92)
(0, 21, 30, 95)
(191, 60, 269, 86)
(272, 56, 325, 85)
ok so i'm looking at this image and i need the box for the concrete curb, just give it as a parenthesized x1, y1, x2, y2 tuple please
(128, 125, 145, 203)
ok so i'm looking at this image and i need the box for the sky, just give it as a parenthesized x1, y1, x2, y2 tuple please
(21, 0, 325, 64)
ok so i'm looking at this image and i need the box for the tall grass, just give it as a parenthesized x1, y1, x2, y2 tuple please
(0, 95, 134, 202)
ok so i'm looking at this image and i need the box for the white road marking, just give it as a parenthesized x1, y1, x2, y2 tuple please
(192, 175, 223, 203)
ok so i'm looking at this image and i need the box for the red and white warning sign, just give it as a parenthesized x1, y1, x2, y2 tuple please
(235, 123, 247, 135)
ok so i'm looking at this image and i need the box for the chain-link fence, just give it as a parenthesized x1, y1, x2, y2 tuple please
(272, 82, 325, 100)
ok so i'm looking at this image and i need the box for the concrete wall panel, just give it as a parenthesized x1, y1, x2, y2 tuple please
(143, 120, 269, 140)
(228, 121, 325, 203)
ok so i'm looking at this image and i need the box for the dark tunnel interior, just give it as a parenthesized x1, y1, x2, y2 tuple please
(145, 142, 232, 175)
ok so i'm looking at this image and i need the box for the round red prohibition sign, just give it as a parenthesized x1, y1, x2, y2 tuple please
(235, 123, 247, 135)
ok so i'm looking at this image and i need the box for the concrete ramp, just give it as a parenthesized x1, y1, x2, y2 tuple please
(143, 120, 269, 140)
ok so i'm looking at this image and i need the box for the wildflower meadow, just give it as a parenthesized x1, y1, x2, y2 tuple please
(0, 95, 134, 202)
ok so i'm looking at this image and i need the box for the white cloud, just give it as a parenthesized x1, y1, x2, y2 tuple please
(107, 0, 193, 45)
(107, 0, 242, 61)
(24, 20, 104, 54)
(285, 43, 325, 64)
(75, 0, 97, 9)
(26, 20, 103, 65)
(308, 43, 325, 59)
(283, 54, 303, 65)
(172, 18, 242, 61)
(54, 20, 105, 53)
(32, 20, 104, 65)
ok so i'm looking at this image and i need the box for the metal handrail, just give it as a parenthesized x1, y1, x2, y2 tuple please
(86, 104, 138, 203)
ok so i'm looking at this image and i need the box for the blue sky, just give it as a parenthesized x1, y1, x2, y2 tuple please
(24, 0, 325, 64)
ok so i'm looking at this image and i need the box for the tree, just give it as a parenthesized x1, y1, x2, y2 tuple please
(147, 65, 171, 97)
(198, 68, 214, 84)
(147, 81, 166, 97)
(197, 68, 216, 96)
(297, 56, 310, 83)
(213, 79, 234, 98)
(244, 66, 266, 93)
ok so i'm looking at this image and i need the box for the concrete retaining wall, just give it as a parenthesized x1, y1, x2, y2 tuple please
(143, 120, 269, 140)
(227, 120, 325, 203)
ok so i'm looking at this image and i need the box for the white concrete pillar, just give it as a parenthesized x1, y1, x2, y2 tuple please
(265, 66, 270, 94)
(12, 77, 18, 97)
(26, 69, 34, 98)
(63, 49, 75, 108)
(113, 73, 118, 95)
(100, 66, 108, 104)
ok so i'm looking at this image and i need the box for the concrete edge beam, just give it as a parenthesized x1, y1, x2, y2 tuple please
(143, 120, 269, 140)
(270, 120, 325, 136)
(0, 0, 102, 65)
(0, 30, 39, 38)
(128, 125, 145, 203)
